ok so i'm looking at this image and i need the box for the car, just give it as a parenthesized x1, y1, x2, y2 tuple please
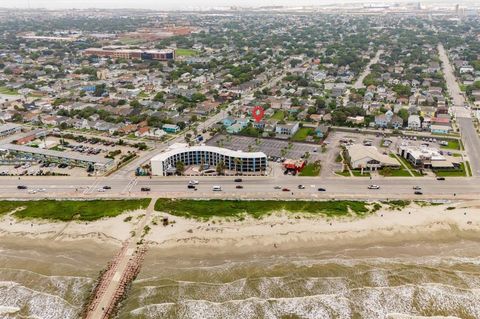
(103, 186, 111, 190)
(282, 188, 291, 192)
(141, 187, 151, 192)
(189, 180, 199, 185)
(37, 188, 46, 192)
(413, 186, 422, 190)
(212, 186, 222, 191)
(414, 191, 423, 195)
(28, 190, 37, 194)
(437, 177, 446, 181)
(17, 185, 27, 189)
(187, 185, 196, 189)
(297, 185, 305, 189)
(97, 188, 106, 192)
(317, 188, 326, 192)
(236, 185, 244, 189)
(368, 185, 380, 189)
(234, 178, 243, 182)
(274, 186, 282, 189)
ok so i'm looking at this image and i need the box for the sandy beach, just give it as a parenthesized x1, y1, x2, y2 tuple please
(2, 200, 480, 319)
(1, 200, 480, 256)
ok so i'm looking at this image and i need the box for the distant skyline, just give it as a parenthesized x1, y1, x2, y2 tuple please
(0, 0, 476, 10)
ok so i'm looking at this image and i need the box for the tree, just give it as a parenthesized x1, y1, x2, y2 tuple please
(397, 109, 409, 125)
(175, 161, 185, 175)
(216, 161, 225, 175)
(153, 92, 165, 102)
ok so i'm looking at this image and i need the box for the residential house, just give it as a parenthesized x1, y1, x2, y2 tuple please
(275, 122, 299, 136)
(162, 124, 181, 133)
(408, 115, 421, 130)
(315, 124, 329, 138)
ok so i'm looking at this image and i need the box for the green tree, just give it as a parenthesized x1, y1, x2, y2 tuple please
(175, 161, 185, 175)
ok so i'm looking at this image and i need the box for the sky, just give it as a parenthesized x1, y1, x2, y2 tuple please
(0, 0, 472, 10)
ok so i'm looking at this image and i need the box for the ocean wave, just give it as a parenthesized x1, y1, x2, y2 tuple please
(0, 281, 80, 319)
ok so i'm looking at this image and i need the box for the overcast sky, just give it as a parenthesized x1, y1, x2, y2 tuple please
(0, 0, 471, 10)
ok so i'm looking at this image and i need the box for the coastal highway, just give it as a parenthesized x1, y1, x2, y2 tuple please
(1, 175, 479, 200)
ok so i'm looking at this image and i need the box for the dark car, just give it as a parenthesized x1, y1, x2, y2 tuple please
(282, 188, 290, 192)
(17, 185, 27, 189)
(297, 185, 305, 189)
(141, 187, 151, 192)
(103, 186, 111, 189)
(436, 177, 446, 181)
(187, 185, 196, 189)
(414, 191, 423, 195)
(234, 178, 243, 182)
(236, 185, 244, 189)
(318, 188, 326, 192)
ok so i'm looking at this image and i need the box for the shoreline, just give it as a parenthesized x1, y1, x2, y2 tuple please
(1, 200, 480, 261)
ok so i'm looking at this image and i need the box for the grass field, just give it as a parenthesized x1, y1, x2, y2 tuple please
(0, 86, 19, 95)
(154, 198, 377, 220)
(175, 48, 198, 56)
(351, 170, 370, 177)
(466, 161, 472, 176)
(299, 162, 321, 176)
(291, 127, 314, 141)
(379, 168, 412, 177)
(441, 140, 462, 150)
(271, 110, 285, 121)
(335, 170, 351, 177)
(395, 155, 423, 177)
(0, 199, 150, 221)
(434, 162, 467, 177)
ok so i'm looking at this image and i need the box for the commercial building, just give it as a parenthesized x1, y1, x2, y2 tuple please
(0, 143, 114, 171)
(345, 144, 400, 170)
(0, 124, 22, 138)
(151, 143, 267, 176)
(397, 144, 458, 169)
(83, 47, 175, 61)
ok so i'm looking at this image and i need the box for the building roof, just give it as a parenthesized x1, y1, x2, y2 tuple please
(1, 143, 113, 165)
(346, 144, 400, 166)
(0, 123, 21, 133)
(151, 143, 267, 163)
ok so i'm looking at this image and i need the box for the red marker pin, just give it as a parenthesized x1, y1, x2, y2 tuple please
(252, 105, 265, 123)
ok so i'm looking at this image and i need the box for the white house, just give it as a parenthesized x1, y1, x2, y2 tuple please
(407, 115, 421, 130)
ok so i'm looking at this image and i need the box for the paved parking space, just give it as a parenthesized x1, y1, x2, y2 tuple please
(207, 134, 323, 161)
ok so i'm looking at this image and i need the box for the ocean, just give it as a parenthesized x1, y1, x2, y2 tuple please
(1, 238, 480, 318)
(117, 240, 480, 319)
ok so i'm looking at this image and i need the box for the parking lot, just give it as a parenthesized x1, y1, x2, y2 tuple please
(207, 134, 323, 161)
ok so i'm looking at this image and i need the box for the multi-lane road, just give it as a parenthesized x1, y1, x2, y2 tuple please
(2, 175, 479, 201)
(438, 43, 480, 176)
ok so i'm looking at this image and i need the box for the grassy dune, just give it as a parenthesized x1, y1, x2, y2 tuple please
(0, 199, 150, 221)
(155, 198, 378, 220)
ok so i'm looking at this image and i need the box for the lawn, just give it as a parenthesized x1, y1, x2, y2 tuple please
(0, 199, 150, 221)
(299, 162, 321, 176)
(434, 163, 467, 177)
(441, 139, 462, 150)
(335, 170, 351, 177)
(291, 127, 314, 142)
(0, 86, 19, 95)
(466, 161, 472, 176)
(271, 110, 285, 121)
(351, 170, 370, 177)
(379, 168, 412, 177)
(395, 155, 423, 176)
(175, 48, 198, 56)
(155, 198, 376, 220)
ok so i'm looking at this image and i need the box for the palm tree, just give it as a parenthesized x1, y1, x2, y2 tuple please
(234, 158, 242, 175)
(175, 161, 185, 175)
(216, 161, 225, 175)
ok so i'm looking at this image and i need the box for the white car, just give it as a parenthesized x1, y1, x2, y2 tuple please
(413, 186, 422, 190)
(274, 185, 282, 189)
(37, 188, 46, 192)
(97, 188, 106, 192)
(28, 190, 37, 194)
(368, 185, 380, 190)
(189, 180, 199, 185)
